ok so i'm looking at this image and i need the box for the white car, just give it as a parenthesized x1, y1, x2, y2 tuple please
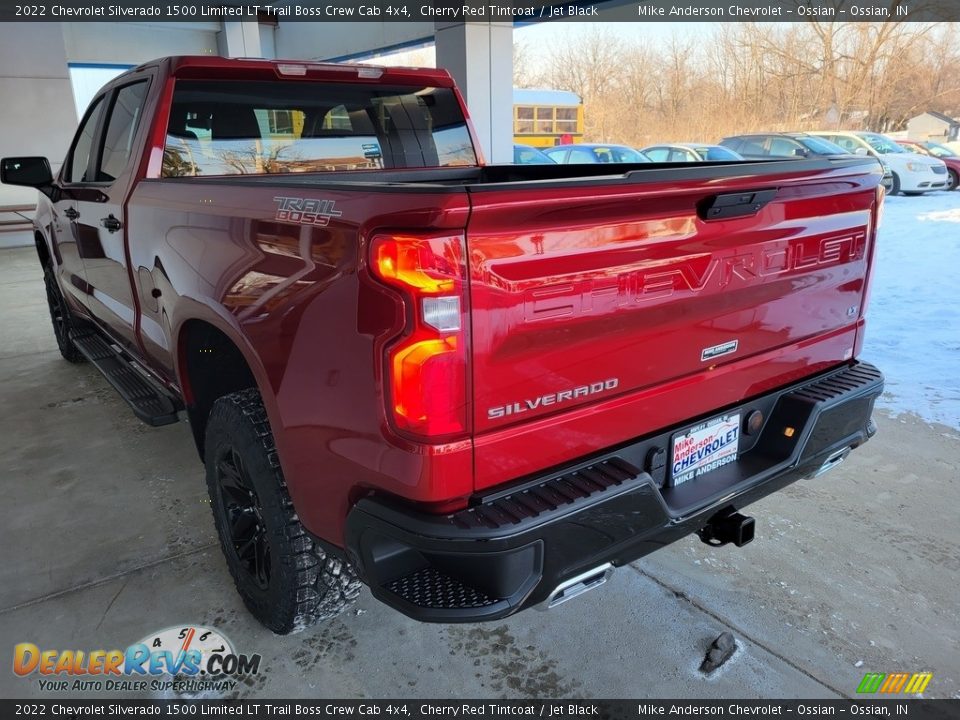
(809, 131, 948, 195)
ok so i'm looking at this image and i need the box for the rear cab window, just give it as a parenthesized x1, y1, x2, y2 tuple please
(162, 80, 477, 177)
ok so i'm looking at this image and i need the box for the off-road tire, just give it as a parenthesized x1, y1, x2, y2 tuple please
(204, 388, 361, 634)
(44, 270, 86, 364)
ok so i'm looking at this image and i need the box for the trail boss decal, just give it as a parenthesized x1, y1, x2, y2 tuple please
(273, 196, 343, 226)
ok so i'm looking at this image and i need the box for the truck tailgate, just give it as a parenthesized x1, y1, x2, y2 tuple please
(465, 161, 881, 490)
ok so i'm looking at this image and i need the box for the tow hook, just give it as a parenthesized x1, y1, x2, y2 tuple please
(698, 508, 755, 548)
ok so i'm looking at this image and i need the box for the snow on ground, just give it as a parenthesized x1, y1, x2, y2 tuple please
(864, 190, 960, 429)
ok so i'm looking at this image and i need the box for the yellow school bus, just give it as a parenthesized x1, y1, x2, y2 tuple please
(513, 88, 584, 148)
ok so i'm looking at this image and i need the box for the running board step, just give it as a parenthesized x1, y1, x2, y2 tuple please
(70, 331, 181, 426)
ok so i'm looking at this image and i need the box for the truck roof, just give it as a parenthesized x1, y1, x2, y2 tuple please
(128, 55, 455, 86)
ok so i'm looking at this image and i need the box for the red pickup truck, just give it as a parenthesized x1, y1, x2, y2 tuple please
(2, 56, 884, 634)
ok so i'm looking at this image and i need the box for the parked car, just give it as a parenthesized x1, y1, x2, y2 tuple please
(513, 144, 557, 165)
(722, 132, 852, 159)
(1, 56, 884, 633)
(641, 144, 743, 162)
(721, 132, 894, 192)
(808, 131, 948, 195)
(542, 143, 650, 164)
(895, 140, 959, 191)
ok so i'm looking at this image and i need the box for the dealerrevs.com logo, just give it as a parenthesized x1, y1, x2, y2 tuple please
(13, 625, 261, 693)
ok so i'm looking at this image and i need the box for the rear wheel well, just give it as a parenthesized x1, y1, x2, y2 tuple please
(180, 321, 258, 460)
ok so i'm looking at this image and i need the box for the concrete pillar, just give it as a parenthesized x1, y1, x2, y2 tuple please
(0, 23, 78, 247)
(435, 22, 513, 164)
(219, 20, 262, 58)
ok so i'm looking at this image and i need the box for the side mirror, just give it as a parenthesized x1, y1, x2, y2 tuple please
(854, 147, 869, 156)
(1, 157, 53, 188)
(793, 148, 808, 157)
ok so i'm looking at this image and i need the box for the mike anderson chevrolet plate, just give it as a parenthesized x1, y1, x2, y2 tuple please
(670, 413, 741, 487)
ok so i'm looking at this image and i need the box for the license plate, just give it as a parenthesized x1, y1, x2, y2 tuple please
(670, 413, 741, 487)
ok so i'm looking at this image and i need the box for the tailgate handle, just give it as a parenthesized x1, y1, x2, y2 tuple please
(698, 189, 777, 221)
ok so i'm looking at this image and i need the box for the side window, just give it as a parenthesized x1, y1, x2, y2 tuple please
(644, 147, 670, 162)
(67, 96, 105, 184)
(97, 81, 149, 182)
(567, 147, 598, 163)
(768, 137, 801, 156)
(827, 135, 852, 151)
(515, 107, 534, 134)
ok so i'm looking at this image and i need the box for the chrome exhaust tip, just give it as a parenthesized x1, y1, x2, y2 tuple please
(540, 563, 614, 610)
(813, 446, 852, 478)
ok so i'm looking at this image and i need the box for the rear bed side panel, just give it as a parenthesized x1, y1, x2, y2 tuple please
(126, 179, 473, 544)
(466, 163, 880, 490)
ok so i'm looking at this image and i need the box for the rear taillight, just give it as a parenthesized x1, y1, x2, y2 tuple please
(370, 234, 470, 440)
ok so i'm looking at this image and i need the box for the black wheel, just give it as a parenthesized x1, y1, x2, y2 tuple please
(44, 270, 86, 364)
(948, 169, 958, 191)
(204, 388, 361, 634)
(890, 172, 901, 196)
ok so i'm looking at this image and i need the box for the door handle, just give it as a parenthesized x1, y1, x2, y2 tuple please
(63, 207, 80, 220)
(100, 215, 122, 233)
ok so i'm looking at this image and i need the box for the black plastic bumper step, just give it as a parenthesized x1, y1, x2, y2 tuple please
(71, 331, 181, 426)
(451, 456, 642, 532)
(385, 567, 499, 610)
(787, 362, 883, 404)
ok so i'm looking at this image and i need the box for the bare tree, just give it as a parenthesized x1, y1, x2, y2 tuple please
(521, 21, 959, 146)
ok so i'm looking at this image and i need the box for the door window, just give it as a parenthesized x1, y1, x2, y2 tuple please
(567, 147, 599, 163)
(644, 147, 670, 162)
(739, 140, 767, 156)
(97, 81, 149, 182)
(67, 96, 105, 184)
(827, 135, 857, 152)
(768, 137, 802, 157)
